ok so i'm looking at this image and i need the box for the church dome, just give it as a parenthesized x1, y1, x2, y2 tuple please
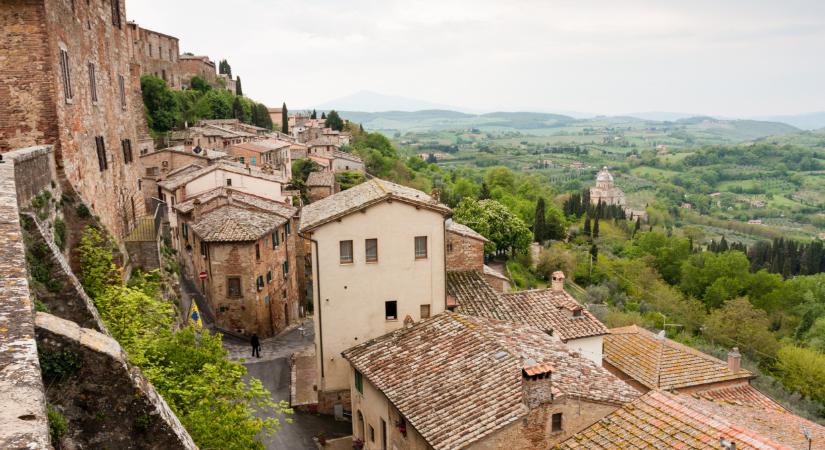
(596, 167, 613, 183)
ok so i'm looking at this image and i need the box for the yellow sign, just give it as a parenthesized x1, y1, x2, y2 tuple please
(189, 301, 203, 329)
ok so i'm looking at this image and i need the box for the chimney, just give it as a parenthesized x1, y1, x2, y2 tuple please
(727, 347, 741, 373)
(551, 271, 565, 292)
(403, 315, 414, 328)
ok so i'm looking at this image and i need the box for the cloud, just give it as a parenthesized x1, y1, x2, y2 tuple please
(126, 0, 825, 116)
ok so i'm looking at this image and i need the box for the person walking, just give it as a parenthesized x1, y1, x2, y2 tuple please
(251, 334, 261, 358)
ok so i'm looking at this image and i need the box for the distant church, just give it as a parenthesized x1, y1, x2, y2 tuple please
(590, 167, 625, 206)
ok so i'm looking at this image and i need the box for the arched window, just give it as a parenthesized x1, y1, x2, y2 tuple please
(357, 410, 365, 439)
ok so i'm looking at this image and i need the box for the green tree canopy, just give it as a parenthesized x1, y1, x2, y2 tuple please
(140, 75, 179, 132)
(453, 198, 532, 255)
(190, 76, 211, 93)
(325, 110, 344, 131)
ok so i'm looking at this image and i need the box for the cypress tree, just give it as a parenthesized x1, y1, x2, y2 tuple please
(479, 182, 491, 200)
(359, 123, 364, 132)
(232, 96, 246, 122)
(235, 76, 243, 96)
(593, 215, 600, 238)
(321, 112, 326, 119)
(590, 243, 599, 261)
(583, 214, 591, 236)
(634, 217, 641, 232)
(281, 102, 288, 133)
(719, 235, 729, 252)
(311, 109, 317, 119)
(534, 198, 547, 242)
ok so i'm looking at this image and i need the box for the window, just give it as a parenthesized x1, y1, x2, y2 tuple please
(250, 156, 257, 166)
(121, 139, 133, 164)
(256, 275, 264, 291)
(339, 240, 353, 264)
(266, 271, 272, 284)
(420, 304, 431, 319)
(447, 241, 453, 252)
(88, 62, 97, 103)
(226, 178, 232, 186)
(285, 221, 291, 235)
(200, 241, 208, 258)
(181, 223, 189, 241)
(272, 230, 279, 248)
(282, 261, 289, 277)
(59, 47, 73, 102)
(385, 301, 397, 321)
(355, 370, 363, 393)
(369, 425, 375, 443)
(227, 277, 242, 298)
(95, 136, 108, 171)
(414, 236, 428, 259)
(551, 413, 563, 432)
(255, 243, 260, 260)
(365, 238, 378, 262)
(118, 74, 126, 109)
(380, 418, 387, 450)
(239, 156, 245, 164)
(111, 0, 121, 28)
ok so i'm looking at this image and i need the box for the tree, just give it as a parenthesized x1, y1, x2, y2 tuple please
(281, 103, 288, 134)
(326, 110, 344, 131)
(232, 96, 246, 122)
(592, 216, 600, 238)
(310, 109, 317, 119)
(140, 75, 179, 132)
(776, 345, 825, 404)
(534, 198, 547, 242)
(479, 182, 491, 200)
(590, 243, 599, 261)
(703, 296, 780, 360)
(190, 76, 211, 93)
(583, 213, 591, 236)
(321, 112, 326, 119)
(453, 198, 532, 256)
(235, 76, 243, 97)
(218, 59, 232, 78)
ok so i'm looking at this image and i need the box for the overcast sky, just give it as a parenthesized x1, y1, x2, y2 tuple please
(127, 0, 825, 116)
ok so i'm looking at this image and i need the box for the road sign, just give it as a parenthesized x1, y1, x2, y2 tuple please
(199, 271, 207, 280)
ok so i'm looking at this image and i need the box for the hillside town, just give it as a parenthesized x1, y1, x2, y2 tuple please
(1, 1, 824, 450)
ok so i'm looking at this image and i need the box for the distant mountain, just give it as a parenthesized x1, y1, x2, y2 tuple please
(314, 90, 466, 113)
(624, 111, 705, 122)
(752, 112, 825, 130)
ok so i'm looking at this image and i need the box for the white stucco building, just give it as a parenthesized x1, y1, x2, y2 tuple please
(590, 166, 625, 206)
(298, 178, 451, 412)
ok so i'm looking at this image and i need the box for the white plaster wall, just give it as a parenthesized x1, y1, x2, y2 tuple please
(566, 335, 603, 366)
(311, 200, 446, 392)
(184, 169, 284, 202)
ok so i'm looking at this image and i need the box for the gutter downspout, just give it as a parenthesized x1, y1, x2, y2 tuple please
(301, 231, 324, 379)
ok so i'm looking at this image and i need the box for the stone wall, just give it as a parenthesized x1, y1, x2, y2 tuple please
(0, 146, 51, 449)
(5, 145, 55, 205)
(446, 230, 484, 271)
(35, 312, 197, 450)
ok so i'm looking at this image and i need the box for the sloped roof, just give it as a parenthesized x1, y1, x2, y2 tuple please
(299, 178, 450, 231)
(306, 136, 339, 147)
(332, 150, 363, 164)
(174, 187, 295, 218)
(483, 264, 508, 280)
(446, 219, 488, 242)
(502, 289, 609, 342)
(190, 206, 284, 242)
(691, 384, 785, 411)
(604, 325, 753, 390)
(448, 270, 607, 342)
(158, 161, 287, 191)
(557, 390, 803, 450)
(343, 312, 638, 450)
(306, 171, 335, 188)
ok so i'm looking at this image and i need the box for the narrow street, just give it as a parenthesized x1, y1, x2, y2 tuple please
(223, 321, 352, 450)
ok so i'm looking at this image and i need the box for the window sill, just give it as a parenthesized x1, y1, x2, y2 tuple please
(366, 260, 378, 264)
(385, 318, 398, 322)
(339, 261, 354, 266)
(414, 256, 428, 260)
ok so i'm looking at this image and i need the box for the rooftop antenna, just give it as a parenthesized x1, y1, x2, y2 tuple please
(802, 427, 812, 450)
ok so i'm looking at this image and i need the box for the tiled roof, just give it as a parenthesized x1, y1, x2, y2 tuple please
(190, 205, 284, 242)
(448, 270, 607, 342)
(306, 171, 335, 187)
(483, 264, 508, 280)
(556, 390, 798, 450)
(691, 384, 785, 411)
(299, 178, 450, 231)
(446, 218, 488, 242)
(343, 312, 639, 450)
(174, 187, 295, 219)
(332, 150, 363, 164)
(502, 289, 609, 341)
(141, 146, 227, 161)
(158, 161, 287, 191)
(604, 325, 753, 390)
(447, 270, 513, 321)
(306, 137, 339, 147)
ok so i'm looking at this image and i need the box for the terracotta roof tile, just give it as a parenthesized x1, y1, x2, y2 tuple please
(604, 325, 753, 390)
(191, 205, 284, 242)
(343, 312, 638, 450)
(447, 270, 513, 321)
(158, 161, 287, 191)
(446, 219, 489, 242)
(306, 171, 335, 187)
(692, 384, 785, 411)
(299, 178, 450, 231)
(175, 187, 296, 219)
(556, 390, 799, 450)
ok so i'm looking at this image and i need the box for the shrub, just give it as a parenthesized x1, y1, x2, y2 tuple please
(53, 217, 66, 250)
(77, 226, 118, 299)
(76, 203, 91, 219)
(47, 405, 68, 444)
(39, 349, 80, 382)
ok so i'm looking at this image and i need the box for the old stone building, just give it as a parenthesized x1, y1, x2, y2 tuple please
(299, 178, 451, 413)
(1, 0, 152, 240)
(306, 171, 338, 203)
(168, 125, 256, 151)
(138, 146, 228, 210)
(445, 219, 510, 291)
(127, 22, 180, 88)
(228, 139, 292, 177)
(178, 54, 216, 88)
(589, 166, 625, 206)
(176, 188, 299, 337)
(343, 312, 639, 450)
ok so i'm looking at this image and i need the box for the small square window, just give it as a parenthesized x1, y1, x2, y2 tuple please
(200, 241, 208, 258)
(272, 230, 279, 248)
(385, 301, 397, 321)
(266, 271, 272, 283)
(255, 243, 261, 260)
(355, 370, 363, 394)
(414, 236, 428, 259)
(226, 178, 232, 186)
(282, 261, 289, 277)
(256, 275, 264, 291)
(340, 240, 353, 264)
(365, 238, 378, 262)
(551, 413, 562, 432)
(420, 304, 431, 319)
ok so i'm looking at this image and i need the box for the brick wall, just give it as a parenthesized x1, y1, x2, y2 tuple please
(127, 23, 180, 88)
(0, 0, 150, 241)
(446, 230, 484, 271)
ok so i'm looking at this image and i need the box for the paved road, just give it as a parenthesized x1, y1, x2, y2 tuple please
(225, 321, 350, 449)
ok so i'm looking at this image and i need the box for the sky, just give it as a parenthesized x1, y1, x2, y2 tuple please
(127, 0, 825, 116)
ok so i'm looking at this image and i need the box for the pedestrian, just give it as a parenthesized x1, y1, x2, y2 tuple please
(251, 334, 260, 358)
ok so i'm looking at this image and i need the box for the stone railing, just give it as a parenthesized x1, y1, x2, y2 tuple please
(0, 147, 51, 449)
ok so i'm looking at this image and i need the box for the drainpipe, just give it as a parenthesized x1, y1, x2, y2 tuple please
(301, 231, 324, 378)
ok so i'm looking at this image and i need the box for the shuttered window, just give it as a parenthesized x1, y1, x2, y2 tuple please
(118, 75, 126, 109)
(121, 139, 133, 164)
(95, 136, 108, 171)
(111, 0, 121, 28)
(88, 62, 97, 103)
(59, 48, 73, 102)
